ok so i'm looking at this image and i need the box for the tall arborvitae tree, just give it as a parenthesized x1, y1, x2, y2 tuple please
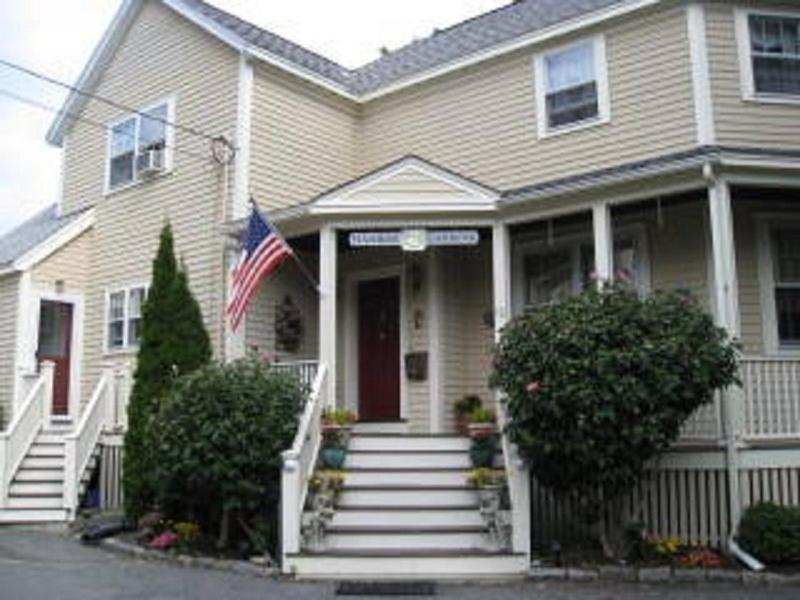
(124, 223, 211, 519)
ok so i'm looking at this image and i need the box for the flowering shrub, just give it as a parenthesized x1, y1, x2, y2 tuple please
(174, 522, 201, 546)
(678, 547, 723, 569)
(148, 531, 179, 550)
(492, 286, 739, 552)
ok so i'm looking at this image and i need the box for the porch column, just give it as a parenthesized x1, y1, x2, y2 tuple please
(319, 224, 337, 408)
(592, 202, 614, 285)
(492, 223, 512, 336)
(707, 176, 745, 540)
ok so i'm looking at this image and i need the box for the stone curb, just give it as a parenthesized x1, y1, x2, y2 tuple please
(96, 537, 282, 579)
(530, 565, 800, 586)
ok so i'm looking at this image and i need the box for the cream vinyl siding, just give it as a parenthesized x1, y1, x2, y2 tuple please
(356, 4, 695, 193)
(58, 1, 239, 401)
(249, 65, 358, 211)
(0, 273, 19, 424)
(245, 258, 320, 362)
(440, 243, 494, 432)
(31, 229, 94, 295)
(707, 2, 800, 149)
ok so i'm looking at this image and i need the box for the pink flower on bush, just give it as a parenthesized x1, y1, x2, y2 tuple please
(148, 531, 178, 550)
(525, 381, 542, 394)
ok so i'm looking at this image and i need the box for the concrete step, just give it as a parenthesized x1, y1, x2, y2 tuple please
(349, 435, 470, 452)
(14, 469, 64, 483)
(331, 507, 484, 528)
(36, 432, 67, 445)
(27, 444, 66, 458)
(344, 469, 470, 488)
(6, 494, 63, 509)
(20, 456, 64, 470)
(0, 508, 69, 524)
(285, 551, 528, 580)
(345, 451, 471, 470)
(339, 487, 477, 508)
(352, 422, 410, 435)
(324, 526, 488, 551)
(9, 481, 64, 496)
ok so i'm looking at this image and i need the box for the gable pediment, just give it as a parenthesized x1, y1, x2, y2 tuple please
(310, 157, 499, 215)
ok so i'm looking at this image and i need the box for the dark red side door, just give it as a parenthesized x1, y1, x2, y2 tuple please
(358, 277, 401, 421)
(37, 301, 73, 416)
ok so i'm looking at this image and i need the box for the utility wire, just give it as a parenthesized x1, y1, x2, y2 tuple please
(0, 57, 232, 148)
(0, 87, 212, 164)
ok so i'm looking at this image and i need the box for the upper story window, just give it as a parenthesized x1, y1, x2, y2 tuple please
(737, 10, 800, 102)
(106, 285, 147, 351)
(106, 98, 174, 192)
(534, 35, 610, 138)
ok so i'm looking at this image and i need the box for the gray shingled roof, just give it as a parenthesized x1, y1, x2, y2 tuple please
(0, 205, 86, 267)
(184, 0, 628, 95)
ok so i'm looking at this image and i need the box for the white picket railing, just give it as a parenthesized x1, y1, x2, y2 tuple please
(281, 363, 328, 562)
(680, 393, 724, 442)
(741, 357, 800, 440)
(63, 366, 115, 514)
(0, 362, 54, 508)
(273, 360, 319, 392)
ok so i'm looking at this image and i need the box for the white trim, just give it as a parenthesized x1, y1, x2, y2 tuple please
(12, 271, 35, 414)
(735, 7, 800, 105)
(319, 225, 337, 408)
(103, 95, 176, 196)
(343, 265, 408, 422)
(427, 249, 442, 433)
(756, 216, 800, 357)
(12, 209, 95, 272)
(47, 0, 662, 145)
(687, 2, 715, 146)
(707, 177, 740, 337)
(32, 291, 84, 419)
(533, 34, 611, 139)
(233, 54, 253, 221)
(592, 201, 614, 283)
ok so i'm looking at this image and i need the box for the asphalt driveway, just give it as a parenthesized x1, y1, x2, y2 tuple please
(1, 527, 799, 599)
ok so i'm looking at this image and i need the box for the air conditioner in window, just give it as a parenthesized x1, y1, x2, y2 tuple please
(136, 147, 165, 176)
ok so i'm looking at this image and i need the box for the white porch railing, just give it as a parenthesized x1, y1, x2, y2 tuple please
(680, 394, 723, 442)
(0, 362, 54, 508)
(741, 357, 800, 440)
(273, 360, 319, 392)
(63, 365, 116, 514)
(280, 363, 328, 564)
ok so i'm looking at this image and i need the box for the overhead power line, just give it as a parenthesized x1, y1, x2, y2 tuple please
(0, 57, 231, 148)
(0, 87, 212, 164)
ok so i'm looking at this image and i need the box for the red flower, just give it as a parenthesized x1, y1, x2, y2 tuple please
(148, 531, 178, 550)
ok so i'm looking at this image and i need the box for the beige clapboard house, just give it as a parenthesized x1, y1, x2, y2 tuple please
(0, 0, 799, 579)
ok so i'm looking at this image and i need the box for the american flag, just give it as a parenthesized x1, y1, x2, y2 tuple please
(227, 206, 292, 331)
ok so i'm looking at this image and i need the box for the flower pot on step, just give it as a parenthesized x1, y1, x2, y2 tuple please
(320, 446, 347, 469)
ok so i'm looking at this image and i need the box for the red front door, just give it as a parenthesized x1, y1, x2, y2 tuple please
(37, 300, 73, 416)
(358, 277, 401, 422)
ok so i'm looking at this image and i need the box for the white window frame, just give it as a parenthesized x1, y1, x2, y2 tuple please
(104, 284, 148, 354)
(735, 8, 800, 106)
(511, 223, 650, 314)
(104, 96, 176, 194)
(757, 217, 800, 356)
(533, 34, 611, 139)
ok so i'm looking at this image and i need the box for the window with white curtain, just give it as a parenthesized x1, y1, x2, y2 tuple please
(748, 14, 800, 96)
(534, 35, 610, 136)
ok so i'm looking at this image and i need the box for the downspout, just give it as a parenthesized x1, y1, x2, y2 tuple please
(703, 161, 764, 572)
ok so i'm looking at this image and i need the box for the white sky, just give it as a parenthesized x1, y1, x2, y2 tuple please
(0, 0, 507, 236)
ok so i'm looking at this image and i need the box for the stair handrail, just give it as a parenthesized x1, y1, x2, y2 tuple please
(63, 365, 115, 514)
(495, 395, 531, 557)
(281, 362, 328, 561)
(0, 362, 54, 508)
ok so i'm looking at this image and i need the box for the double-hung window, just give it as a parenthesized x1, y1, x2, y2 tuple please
(738, 11, 800, 100)
(534, 36, 610, 137)
(107, 99, 173, 191)
(106, 286, 147, 351)
(771, 228, 800, 348)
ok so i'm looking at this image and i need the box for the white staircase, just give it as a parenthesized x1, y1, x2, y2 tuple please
(1, 425, 71, 523)
(285, 429, 527, 579)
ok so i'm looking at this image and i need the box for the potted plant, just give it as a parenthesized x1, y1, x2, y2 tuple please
(466, 468, 506, 504)
(319, 409, 357, 469)
(466, 406, 498, 467)
(454, 395, 482, 435)
(303, 470, 346, 551)
(467, 406, 497, 438)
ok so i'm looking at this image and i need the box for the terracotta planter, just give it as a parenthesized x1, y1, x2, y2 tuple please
(468, 423, 498, 439)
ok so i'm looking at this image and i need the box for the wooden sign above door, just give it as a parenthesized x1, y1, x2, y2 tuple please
(349, 229, 479, 252)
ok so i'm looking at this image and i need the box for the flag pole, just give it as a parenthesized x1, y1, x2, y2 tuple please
(249, 196, 321, 294)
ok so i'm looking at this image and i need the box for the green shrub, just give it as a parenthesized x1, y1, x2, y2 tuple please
(153, 357, 302, 557)
(738, 502, 800, 564)
(491, 286, 739, 536)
